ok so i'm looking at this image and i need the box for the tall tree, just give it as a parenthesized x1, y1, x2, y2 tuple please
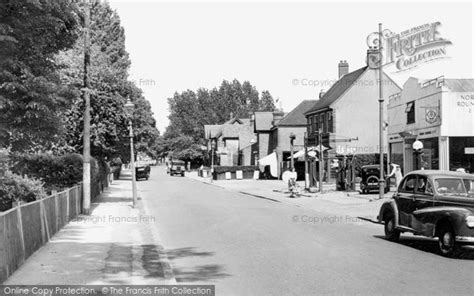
(0, 0, 81, 151)
(164, 79, 276, 162)
(56, 1, 159, 161)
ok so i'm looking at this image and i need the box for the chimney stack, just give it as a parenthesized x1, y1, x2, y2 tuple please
(319, 89, 326, 99)
(272, 111, 285, 126)
(338, 60, 349, 78)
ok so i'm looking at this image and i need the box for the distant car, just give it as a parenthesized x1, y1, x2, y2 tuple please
(359, 165, 389, 194)
(135, 165, 150, 180)
(377, 170, 474, 257)
(167, 160, 185, 176)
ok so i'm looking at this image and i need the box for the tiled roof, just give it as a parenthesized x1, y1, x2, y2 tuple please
(254, 112, 274, 131)
(306, 67, 367, 115)
(204, 125, 222, 139)
(277, 100, 317, 126)
(444, 79, 474, 92)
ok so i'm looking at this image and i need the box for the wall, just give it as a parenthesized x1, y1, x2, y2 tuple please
(441, 90, 474, 137)
(333, 69, 401, 155)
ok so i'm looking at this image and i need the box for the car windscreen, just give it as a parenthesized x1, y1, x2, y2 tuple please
(434, 178, 467, 195)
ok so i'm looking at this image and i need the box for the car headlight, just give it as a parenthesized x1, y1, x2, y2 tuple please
(465, 215, 474, 228)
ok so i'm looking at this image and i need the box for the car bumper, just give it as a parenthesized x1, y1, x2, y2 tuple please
(456, 236, 474, 245)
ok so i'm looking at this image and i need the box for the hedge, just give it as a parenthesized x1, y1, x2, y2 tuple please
(0, 171, 46, 211)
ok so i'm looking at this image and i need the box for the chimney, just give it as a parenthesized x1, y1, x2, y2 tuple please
(229, 112, 234, 120)
(250, 113, 255, 126)
(338, 60, 349, 78)
(319, 89, 326, 99)
(272, 111, 285, 126)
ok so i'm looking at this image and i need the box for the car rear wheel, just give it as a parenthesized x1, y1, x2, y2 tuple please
(384, 212, 400, 242)
(438, 225, 457, 257)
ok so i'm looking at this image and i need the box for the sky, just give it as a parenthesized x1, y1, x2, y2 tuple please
(107, 0, 474, 134)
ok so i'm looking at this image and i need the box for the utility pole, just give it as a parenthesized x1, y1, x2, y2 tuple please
(82, 0, 91, 215)
(289, 133, 296, 171)
(378, 23, 385, 200)
(304, 133, 309, 189)
(318, 128, 323, 193)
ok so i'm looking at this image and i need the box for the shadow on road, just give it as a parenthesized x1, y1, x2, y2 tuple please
(165, 247, 230, 282)
(374, 235, 474, 260)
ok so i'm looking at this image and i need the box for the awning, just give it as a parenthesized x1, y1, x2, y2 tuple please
(258, 152, 278, 177)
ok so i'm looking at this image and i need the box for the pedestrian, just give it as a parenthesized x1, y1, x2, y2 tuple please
(388, 163, 403, 188)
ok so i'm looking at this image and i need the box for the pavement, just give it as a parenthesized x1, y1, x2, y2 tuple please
(185, 171, 393, 223)
(4, 170, 175, 285)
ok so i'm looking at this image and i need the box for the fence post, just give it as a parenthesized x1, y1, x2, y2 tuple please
(66, 189, 70, 222)
(15, 203, 26, 264)
(53, 190, 59, 231)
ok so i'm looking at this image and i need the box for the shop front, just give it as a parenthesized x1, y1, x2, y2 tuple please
(388, 76, 474, 174)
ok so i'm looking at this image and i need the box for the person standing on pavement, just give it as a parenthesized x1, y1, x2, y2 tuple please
(388, 163, 403, 188)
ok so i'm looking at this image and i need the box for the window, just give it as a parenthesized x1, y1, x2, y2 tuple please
(328, 111, 333, 133)
(416, 176, 428, 194)
(315, 114, 319, 132)
(434, 178, 466, 195)
(309, 117, 313, 134)
(406, 101, 415, 124)
(401, 175, 417, 192)
(321, 113, 326, 132)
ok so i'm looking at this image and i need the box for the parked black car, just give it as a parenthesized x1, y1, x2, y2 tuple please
(378, 170, 474, 257)
(135, 165, 150, 180)
(360, 165, 389, 194)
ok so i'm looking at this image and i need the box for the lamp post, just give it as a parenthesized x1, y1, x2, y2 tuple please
(125, 97, 138, 208)
(378, 23, 385, 200)
(289, 133, 296, 171)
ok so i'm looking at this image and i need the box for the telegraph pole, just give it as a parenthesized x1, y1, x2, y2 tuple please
(82, 0, 91, 214)
(319, 128, 323, 193)
(378, 23, 385, 200)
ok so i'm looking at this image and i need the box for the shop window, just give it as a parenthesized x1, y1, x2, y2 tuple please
(406, 101, 415, 124)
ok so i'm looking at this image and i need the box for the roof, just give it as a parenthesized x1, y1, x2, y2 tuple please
(254, 112, 275, 131)
(277, 100, 317, 126)
(204, 125, 222, 139)
(204, 118, 252, 139)
(306, 67, 367, 115)
(443, 79, 474, 92)
(406, 170, 474, 179)
(222, 124, 242, 138)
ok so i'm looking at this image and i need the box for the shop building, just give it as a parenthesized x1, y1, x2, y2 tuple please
(388, 76, 474, 173)
(305, 51, 401, 185)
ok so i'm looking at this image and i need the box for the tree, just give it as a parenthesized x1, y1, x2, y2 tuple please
(163, 79, 276, 163)
(55, 1, 159, 162)
(259, 90, 276, 111)
(0, 0, 81, 151)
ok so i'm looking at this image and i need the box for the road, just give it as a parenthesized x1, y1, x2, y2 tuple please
(140, 166, 474, 296)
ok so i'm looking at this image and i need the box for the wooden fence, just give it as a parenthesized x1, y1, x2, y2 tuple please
(0, 173, 112, 283)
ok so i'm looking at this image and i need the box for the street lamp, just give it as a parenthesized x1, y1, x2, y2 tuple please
(125, 97, 138, 208)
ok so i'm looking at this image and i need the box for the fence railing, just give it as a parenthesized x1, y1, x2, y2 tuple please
(0, 173, 112, 283)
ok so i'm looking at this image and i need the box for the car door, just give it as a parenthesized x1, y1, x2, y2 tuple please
(395, 174, 417, 227)
(411, 175, 435, 232)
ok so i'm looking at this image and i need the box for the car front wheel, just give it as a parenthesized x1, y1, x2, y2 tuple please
(384, 212, 400, 242)
(438, 225, 457, 257)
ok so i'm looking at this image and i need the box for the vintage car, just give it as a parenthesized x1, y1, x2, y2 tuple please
(135, 164, 150, 180)
(377, 170, 474, 256)
(167, 160, 185, 176)
(360, 165, 389, 194)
